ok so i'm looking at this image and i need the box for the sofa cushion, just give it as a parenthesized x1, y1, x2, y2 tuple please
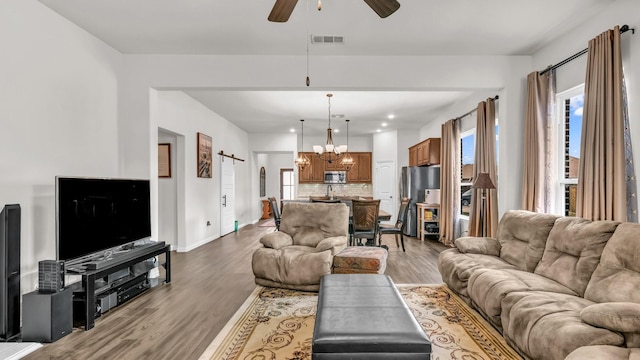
(585, 222, 640, 303)
(581, 302, 640, 333)
(496, 210, 559, 272)
(259, 231, 293, 249)
(252, 247, 332, 286)
(455, 236, 500, 256)
(280, 202, 349, 247)
(437, 248, 517, 299)
(534, 217, 618, 296)
(501, 291, 624, 360)
(316, 236, 348, 253)
(467, 268, 577, 327)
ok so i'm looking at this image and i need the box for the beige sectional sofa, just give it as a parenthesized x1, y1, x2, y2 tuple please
(438, 210, 640, 360)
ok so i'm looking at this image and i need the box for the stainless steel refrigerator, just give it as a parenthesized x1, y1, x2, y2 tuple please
(401, 166, 440, 237)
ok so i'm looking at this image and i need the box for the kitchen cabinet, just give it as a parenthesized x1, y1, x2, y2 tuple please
(298, 152, 324, 183)
(325, 155, 345, 171)
(298, 152, 372, 183)
(409, 138, 441, 166)
(346, 152, 372, 183)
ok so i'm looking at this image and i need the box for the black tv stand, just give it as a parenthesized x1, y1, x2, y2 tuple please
(70, 242, 171, 330)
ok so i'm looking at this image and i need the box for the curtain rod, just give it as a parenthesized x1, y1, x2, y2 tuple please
(455, 95, 499, 120)
(539, 24, 634, 75)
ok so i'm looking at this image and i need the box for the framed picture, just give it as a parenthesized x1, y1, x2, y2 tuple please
(158, 143, 171, 178)
(197, 132, 212, 178)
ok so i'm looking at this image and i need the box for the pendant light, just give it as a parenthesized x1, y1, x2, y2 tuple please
(294, 119, 311, 170)
(313, 94, 347, 163)
(340, 119, 356, 171)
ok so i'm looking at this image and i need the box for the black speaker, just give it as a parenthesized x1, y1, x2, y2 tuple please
(38, 260, 65, 293)
(22, 288, 72, 342)
(0, 204, 20, 340)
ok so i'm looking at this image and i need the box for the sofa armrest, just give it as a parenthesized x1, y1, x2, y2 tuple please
(260, 231, 293, 249)
(581, 302, 640, 333)
(454, 236, 500, 256)
(316, 236, 348, 252)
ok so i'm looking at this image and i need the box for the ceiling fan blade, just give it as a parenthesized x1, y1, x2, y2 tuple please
(268, 0, 299, 22)
(363, 0, 400, 18)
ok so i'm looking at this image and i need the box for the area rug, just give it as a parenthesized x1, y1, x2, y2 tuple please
(258, 219, 276, 227)
(198, 285, 523, 360)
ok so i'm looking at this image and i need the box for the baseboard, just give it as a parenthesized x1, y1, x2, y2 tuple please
(177, 235, 219, 253)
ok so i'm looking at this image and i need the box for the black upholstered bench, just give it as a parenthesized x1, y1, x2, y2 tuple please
(312, 274, 431, 359)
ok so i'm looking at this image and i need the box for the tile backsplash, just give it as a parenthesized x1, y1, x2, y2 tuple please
(298, 183, 373, 198)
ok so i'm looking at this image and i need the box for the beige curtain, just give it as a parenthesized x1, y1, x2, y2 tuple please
(439, 118, 460, 247)
(468, 98, 498, 237)
(522, 70, 556, 212)
(576, 26, 627, 221)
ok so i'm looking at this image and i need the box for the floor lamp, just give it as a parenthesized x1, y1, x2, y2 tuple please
(472, 173, 496, 237)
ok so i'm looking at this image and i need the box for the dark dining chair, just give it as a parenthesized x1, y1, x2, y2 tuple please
(351, 199, 380, 246)
(268, 196, 281, 231)
(378, 197, 410, 252)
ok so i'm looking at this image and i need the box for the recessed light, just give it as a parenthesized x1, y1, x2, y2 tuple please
(334, 129, 340, 133)
(387, 114, 395, 119)
(332, 114, 345, 118)
(290, 128, 295, 133)
(376, 129, 381, 133)
(381, 122, 388, 127)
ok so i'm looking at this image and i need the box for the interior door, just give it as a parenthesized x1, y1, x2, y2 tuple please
(220, 156, 235, 236)
(375, 160, 396, 224)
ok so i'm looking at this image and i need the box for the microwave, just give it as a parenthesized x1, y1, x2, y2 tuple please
(324, 171, 347, 184)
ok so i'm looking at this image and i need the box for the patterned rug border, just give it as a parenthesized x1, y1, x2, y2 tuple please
(397, 284, 521, 359)
(199, 284, 522, 360)
(198, 286, 264, 360)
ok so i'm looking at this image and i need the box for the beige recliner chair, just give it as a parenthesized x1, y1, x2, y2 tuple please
(252, 202, 349, 291)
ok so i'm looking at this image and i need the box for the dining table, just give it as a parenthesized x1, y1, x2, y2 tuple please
(282, 199, 391, 222)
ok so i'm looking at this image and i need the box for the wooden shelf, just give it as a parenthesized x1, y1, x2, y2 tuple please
(417, 203, 440, 241)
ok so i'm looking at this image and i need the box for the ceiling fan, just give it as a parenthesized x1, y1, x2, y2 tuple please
(268, 0, 401, 22)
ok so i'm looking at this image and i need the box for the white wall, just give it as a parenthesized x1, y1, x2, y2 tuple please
(0, 0, 122, 293)
(266, 153, 294, 202)
(116, 54, 529, 234)
(532, 0, 640, 215)
(158, 130, 178, 249)
(153, 91, 250, 252)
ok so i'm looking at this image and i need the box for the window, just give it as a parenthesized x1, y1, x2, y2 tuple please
(460, 130, 475, 216)
(556, 85, 584, 216)
(460, 124, 499, 217)
(280, 168, 295, 201)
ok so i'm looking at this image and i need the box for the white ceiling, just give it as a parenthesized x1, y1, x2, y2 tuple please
(38, 0, 616, 135)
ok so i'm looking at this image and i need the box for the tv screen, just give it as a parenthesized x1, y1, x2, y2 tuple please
(56, 177, 151, 263)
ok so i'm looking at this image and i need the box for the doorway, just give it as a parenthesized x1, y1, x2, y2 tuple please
(220, 156, 235, 236)
(158, 129, 185, 250)
(375, 160, 396, 223)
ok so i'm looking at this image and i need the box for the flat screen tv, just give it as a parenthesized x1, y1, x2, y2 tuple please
(56, 177, 151, 264)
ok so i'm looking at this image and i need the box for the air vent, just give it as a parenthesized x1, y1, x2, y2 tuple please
(311, 35, 345, 45)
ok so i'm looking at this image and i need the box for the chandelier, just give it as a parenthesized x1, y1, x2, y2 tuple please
(340, 119, 356, 171)
(313, 94, 347, 163)
(294, 119, 311, 170)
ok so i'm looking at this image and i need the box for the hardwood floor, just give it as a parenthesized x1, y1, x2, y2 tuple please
(23, 221, 449, 360)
